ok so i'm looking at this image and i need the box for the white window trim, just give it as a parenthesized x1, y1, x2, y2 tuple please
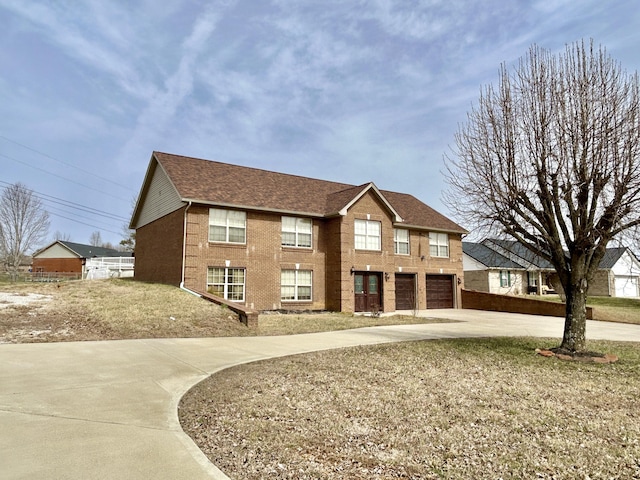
(207, 267, 246, 302)
(281, 217, 312, 248)
(500, 270, 512, 288)
(281, 269, 313, 302)
(208, 208, 246, 244)
(355, 219, 381, 251)
(429, 232, 449, 258)
(394, 228, 410, 255)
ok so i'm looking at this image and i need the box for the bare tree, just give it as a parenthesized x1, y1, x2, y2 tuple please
(444, 40, 640, 353)
(120, 194, 137, 252)
(89, 230, 102, 247)
(53, 231, 72, 242)
(0, 183, 50, 279)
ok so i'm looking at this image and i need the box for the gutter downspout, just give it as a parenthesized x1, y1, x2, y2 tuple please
(180, 202, 199, 296)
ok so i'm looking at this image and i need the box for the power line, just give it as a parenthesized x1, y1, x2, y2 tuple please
(44, 203, 124, 231)
(47, 211, 123, 236)
(0, 152, 130, 202)
(0, 180, 129, 222)
(0, 181, 131, 237)
(0, 135, 130, 190)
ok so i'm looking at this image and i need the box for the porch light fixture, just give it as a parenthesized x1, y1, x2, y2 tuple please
(350, 266, 355, 275)
(384, 272, 390, 281)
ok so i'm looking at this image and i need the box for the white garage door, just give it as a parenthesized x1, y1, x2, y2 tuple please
(615, 276, 639, 297)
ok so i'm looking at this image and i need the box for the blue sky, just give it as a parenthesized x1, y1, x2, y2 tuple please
(1, 0, 639, 247)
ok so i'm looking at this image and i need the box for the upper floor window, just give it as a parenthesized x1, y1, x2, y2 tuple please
(281, 269, 312, 301)
(207, 267, 245, 301)
(394, 229, 410, 255)
(282, 217, 312, 248)
(429, 232, 449, 257)
(209, 208, 246, 244)
(355, 219, 381, 251)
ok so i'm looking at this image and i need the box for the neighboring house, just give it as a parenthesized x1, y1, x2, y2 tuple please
(462, 242, 527, 295)
(481, 239, 558, 295)
(129, 152, 468, 313)
(32, 241, 134, 279)
(591, 247, 640, 298)
(463, 239, 640, 298)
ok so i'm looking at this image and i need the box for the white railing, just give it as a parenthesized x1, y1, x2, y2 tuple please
(84, 257, 135, 280)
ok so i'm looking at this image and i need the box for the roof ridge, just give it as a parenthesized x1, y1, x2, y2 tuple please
(154, 151, 355, 190)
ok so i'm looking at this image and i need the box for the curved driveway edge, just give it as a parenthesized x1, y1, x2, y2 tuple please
(1, 310, 639, 479)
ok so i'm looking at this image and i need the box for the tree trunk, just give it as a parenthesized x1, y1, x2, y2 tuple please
(561, 283, 588, 352)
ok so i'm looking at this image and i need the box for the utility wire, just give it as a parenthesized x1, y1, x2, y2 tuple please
(0, 152, 130, 202)
(0, 135, 130, 190)
(47, 211, 123, 236)
(0, 180, 129, 222)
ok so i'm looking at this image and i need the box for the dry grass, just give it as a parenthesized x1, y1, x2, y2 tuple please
(256, 313, 454, 336)
(0, 278, 251, 342)
(542, 294, 640, 325)
(180, 337, 640, 479)
(0, 279, 447, 343)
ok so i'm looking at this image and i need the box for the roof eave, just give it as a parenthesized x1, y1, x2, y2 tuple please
(398, 223, 468, 235)
(181, 198, 327, 219)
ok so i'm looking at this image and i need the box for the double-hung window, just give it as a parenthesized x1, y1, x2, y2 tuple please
(207, 267, 245, 301)
(354, 219, 381, 250)
(429, 232, 449, 257)
(209, 208, 246, 244)
(500, 270, 512, 288)
(281, 270, 312, 301)
(394, 229, 410, 255)
(281, 217, 312, 248)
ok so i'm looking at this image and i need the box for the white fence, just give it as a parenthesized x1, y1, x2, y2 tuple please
(84, 257, 135, 280)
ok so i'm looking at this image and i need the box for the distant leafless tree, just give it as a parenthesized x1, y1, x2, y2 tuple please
(89, 230, 103, 247)
(445, 40, 640, 353)
(0, 183, 50, 279)
(119, 195, 137, 252)
(53, 231, 72, 242)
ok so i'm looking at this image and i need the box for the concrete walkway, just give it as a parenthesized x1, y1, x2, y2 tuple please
(1, 310, 640, 479)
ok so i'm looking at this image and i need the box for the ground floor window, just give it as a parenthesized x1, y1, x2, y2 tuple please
(281, 269, 312, 301)
(207, 267, 245, 301)
(499, 270, 512, 287)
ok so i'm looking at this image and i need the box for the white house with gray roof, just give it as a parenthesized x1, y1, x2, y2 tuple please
(463, 240, 640, 298)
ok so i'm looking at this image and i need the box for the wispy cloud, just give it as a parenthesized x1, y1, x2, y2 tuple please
(1, 0, 639, 242)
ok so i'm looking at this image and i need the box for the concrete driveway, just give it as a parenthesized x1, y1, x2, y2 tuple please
(1, 310, 639, 479)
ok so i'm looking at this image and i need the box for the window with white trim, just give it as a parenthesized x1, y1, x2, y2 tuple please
(394, 228, 410, 255)
(281, 217, 312, 248)
(429, 232, 449, 257)
(207, 267, 245, 301)
(209, 208, 246, 244)
(500, 270, 512, 288)
(355, 219, 381, 250)
(281, 270, 312, 301)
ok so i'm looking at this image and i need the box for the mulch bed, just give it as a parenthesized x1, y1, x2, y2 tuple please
(535, 348, 619, 363)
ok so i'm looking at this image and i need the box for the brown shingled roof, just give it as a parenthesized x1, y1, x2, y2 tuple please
(153, 151, 466, 233)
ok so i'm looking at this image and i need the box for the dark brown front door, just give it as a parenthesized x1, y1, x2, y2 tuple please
(395, 274, 416, 310)
(426, 275, 454, 309)
(355, 272, 381, 312)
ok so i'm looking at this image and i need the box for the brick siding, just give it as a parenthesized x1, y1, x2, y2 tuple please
(32, 258, 83, 273)
(134, 207, 185, 285)
(171, 190, 464, 312)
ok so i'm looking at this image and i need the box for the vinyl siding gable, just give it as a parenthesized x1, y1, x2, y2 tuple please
(135, 163, 184, 228)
